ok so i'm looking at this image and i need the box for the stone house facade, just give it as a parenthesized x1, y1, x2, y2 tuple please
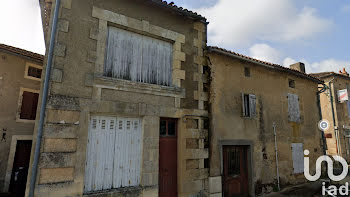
(311, 70, 350, 160)
(0, 44, 43, 195)
(27, 0, 209, 197)
(206, 47, 324, 197)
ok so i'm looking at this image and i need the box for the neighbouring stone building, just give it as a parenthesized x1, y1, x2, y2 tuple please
(27, 0, 209, 197)
(0, 44, 43, 196)
(311, 69, 350, 160)
(206, 47, 325, 197)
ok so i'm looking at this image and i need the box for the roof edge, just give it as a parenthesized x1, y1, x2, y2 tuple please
(148, 0, 207, 23)
(207, 46, 323, 84)
(311, 72, 350, 81)
(0, 44, 44, 62)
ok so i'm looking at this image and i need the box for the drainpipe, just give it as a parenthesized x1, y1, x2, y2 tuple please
(273, 122, 280, 191)
(28, 0, 60, 196)
(328, 78, 341, 155)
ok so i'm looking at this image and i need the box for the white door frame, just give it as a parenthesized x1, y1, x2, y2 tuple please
(3, 135, 33, 192)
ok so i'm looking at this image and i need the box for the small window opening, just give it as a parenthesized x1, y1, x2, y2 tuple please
(289, 79, 296, 88)
(244, 67, 250, 77)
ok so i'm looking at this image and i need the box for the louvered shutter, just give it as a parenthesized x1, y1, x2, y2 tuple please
(249, 94, 256, 118)
(85, 116, 142, 192)
(288, 93, 300, 122)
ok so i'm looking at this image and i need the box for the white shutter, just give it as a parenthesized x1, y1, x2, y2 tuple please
(105, 27, 173, 86)
(288, 93, 300, 122)
(242, 93, 246, 117)
(249, 94, 256, 118)
(292, 143, 304, 174)
(85, 116, 142, 192)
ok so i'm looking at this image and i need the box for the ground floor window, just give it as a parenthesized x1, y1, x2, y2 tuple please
(84, 116, 142, 192)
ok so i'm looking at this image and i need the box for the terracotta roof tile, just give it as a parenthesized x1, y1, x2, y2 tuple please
(310, 72, 350, 80)
(148, 0, 207, 22)
(207, 46, 323, 83)
(0, 44, 44, 62)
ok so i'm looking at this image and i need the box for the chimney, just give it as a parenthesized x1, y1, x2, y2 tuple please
(290, 62, 306, 73)
(339, 68, 349, 77)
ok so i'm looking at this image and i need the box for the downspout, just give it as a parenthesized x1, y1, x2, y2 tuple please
(273, 122, 280, 191)
(28, 0, 60, 196)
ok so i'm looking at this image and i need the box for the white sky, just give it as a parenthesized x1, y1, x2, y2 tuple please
(1, 0, 349, 73)
(0, 0, 45, 54)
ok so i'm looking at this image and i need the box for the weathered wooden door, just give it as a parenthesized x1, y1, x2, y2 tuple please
(159, 118, 177, 197)
(223, 146, 249, 197)
(9, 140, 32, 197)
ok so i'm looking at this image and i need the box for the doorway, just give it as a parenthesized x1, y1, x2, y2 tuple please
(9, 140, 32, 197)
(159, 118, 177, 197)
(223, 145, 249, 197)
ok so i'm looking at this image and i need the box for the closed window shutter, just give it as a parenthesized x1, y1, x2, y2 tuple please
(292, 143, 304, 173)
(249, 94, 256, 118)
(105, 27, 173, 86)
(288, 93, 300, 122)
(20, 91, 39, 120)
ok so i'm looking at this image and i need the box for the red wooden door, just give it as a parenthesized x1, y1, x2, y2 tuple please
(9, 140, 32, 197)
(159, 118, 177, 197)
(223, 146, 249, 197)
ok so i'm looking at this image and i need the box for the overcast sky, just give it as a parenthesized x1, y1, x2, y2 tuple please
(0, 0, 349, 73)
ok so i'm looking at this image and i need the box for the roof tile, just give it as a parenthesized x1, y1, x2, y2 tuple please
(208, 46, 323, 83)
(0, 44, 44, 62)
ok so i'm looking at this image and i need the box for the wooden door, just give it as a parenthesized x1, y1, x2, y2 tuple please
(9, 140, 32, 197)
(223, 146, 249, 197)
(159, 118, 177, 197)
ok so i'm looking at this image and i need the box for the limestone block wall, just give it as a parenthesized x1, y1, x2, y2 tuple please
(28, 0, 209, 196)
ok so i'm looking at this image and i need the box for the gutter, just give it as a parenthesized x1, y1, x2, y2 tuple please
(28, 0, 60, 196)
(207, 47, 323, 84)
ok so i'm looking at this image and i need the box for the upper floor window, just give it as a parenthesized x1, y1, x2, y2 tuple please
(25, 63, 42, 81)
(242, 93, 256, 118)
(244, 67, 250, 77)
(104, 26, 173, 86)
(19, 90, 39, 120)
(288, 93, 300, 122)
(289, 79, 295, 88)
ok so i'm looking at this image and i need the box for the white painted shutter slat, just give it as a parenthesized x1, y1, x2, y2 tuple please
(292, 143, 304, 173)
(105, 27, 173, 86)
(85, 116, 142, 192)
(249, 94, 256, 118)
(288, 93, 300, 122)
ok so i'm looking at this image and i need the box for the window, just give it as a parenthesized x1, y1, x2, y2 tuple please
(244, 67, 250, 77)
(242, 94, 256, 118)
(104, 26, 173, 86)
(25, 63, 42, 81)
(84, 116, 142, 192)
(289, 79, 295, 88)
(18, 90, 39, 121)
(160, 118, 177, 137)
(288, 93, 300, 122)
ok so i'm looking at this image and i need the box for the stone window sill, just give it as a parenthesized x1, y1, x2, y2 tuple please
(93, 75, 186, 98)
